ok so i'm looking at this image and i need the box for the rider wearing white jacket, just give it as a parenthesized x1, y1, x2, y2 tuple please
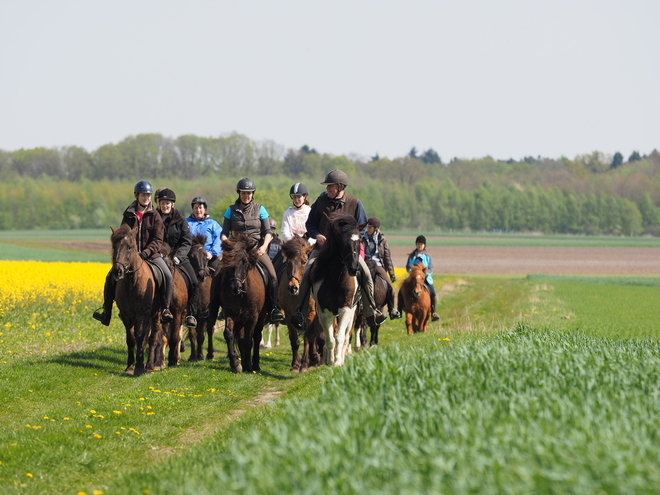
(281, 183, 316, 245)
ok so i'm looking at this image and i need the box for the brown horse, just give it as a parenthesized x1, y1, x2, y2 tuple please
(184, 234, 218, 362)
(309, 213, 361, 366)
(355, 260, 390, 347)
(277, 235, 323, 372)
(110, 224, 166, 375)
(213, 234, 267, 373)
(399, 264, 432, 334)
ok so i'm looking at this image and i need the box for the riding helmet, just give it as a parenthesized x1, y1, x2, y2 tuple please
(134, 180, 154, 195)
(289, 182, 309, 196)
(321, 169, 349, 186)
(190, 196, 208, 208)
(415, 235, 427, 245)
(236, 178, 257, 192)
(156, 188, 176, 203)
(367, 217, 381, 228)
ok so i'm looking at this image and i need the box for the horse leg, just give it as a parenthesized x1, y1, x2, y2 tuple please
(260, 323, 273, 349)
(251, 322, 263, 373)
(370, 322, 379, 346)
(288, 323, 301, 372)
(124, 323, 136, 374)
(318, 311, 335, 366)
(406, 312, 414, 335)
(133, 320, 151, 376)
(275, 323, 280, 346)
(224, 318, 241, 373)
(188, 322, 199, 362)
(335, 308, 356, 366)
(167, 320, 182, 367)
(207, 318, 219, 361)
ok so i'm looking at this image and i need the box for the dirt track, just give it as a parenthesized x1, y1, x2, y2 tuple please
(47, 240, 660, 276)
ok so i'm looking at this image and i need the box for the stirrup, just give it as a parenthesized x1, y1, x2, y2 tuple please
(185, 315, 197, 328)
(291, 311, 305, 329)
(161, 308, 174, 323)
(270, 308, 284, 324)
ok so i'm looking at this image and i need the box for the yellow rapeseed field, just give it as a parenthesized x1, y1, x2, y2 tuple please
(0, 261, 109, 317)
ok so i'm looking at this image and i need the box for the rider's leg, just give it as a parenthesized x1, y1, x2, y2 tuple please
(92, 269, 116, 326)
(152, 256, 174, 322)
(358, 257, 387, 326)
(426, 282, 440, 321)
(181, 260, 198, 328)
(259, 253, 284, 323)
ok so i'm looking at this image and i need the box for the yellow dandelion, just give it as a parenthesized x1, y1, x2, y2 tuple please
(85, 425, 93, 429)
(26, 473, 33, 478)
(112, 411, 122, 415)
(89, 410, 96, 414)
(92, 434, 102, 439)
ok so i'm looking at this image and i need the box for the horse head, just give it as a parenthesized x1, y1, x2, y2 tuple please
(110, 224, 140, 281)
(189, 234, 211, 281)
(281, 235, 313, 296)
(322, 212, 360, 277)
(409, 263, 427, 298)
(220, 234, 259, 295)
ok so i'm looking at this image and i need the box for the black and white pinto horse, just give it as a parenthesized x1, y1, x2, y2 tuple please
(308, 212, 362, 366)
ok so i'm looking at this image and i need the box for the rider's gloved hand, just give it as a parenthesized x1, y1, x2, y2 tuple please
(173, 256, 181, 265)
(390, 275, 396, 283)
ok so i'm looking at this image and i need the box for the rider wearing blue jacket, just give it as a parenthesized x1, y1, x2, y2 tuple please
(402, 235, 440, 321)
(186, 196, 222, 272)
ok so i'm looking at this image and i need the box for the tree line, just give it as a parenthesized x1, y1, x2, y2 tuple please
(0, 133, 658, 235)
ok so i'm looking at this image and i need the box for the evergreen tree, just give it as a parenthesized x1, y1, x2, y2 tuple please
(611, 152, 623, 168)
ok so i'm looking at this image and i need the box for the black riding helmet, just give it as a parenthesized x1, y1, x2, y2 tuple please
(156, 188, 176, 203)
(134, 180, 154, 195)
(236, 178, 257, 193)
(289, 182, 309, 196)
(321, 170, 348, 186)
(190, 196, 208, 209)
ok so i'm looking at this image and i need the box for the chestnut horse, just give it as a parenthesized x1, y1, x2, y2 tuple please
(274, 236, 322, 373)
(399, 264, 432, 334)
(309, 213, 361, 367)
(213, 234, 267, 373)
(110, 224, 166, 375)
(355, 260, 389, 347)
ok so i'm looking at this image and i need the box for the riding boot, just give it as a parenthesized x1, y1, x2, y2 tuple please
(162, 272, 174, 323)
(268, 279, 284, 324)
(92, 271, 115, 326)
(359, 257, 387, 326)
(387, 286, 401, 320)
(430, 291, 440, 322)
(185, 282, 198, 327)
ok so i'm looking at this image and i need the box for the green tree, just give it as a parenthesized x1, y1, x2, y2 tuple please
(611, 152, 623, 169)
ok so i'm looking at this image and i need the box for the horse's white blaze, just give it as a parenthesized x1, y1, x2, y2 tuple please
(351, 234, 360, 242)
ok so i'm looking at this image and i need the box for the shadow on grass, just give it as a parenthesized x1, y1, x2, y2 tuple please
(47, 346, 127, 371)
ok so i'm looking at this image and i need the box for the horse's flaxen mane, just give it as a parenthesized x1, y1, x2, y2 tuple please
(281, 235, 308, 260)
(219, 234, 258, 270)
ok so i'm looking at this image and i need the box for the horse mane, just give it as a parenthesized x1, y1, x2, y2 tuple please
(315, 212, 357, 265)
(110, 224, 135, 261)
(281, 235, 308, 260)
(401, 263, 428, 295)
(192, 233, 207, 247)
(219, 234, 259, 270)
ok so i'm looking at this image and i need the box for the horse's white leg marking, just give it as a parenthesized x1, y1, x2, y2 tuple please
(259, 323, 273, 349)
(317, 309, 336, 366)
(334, 305, 357, 366)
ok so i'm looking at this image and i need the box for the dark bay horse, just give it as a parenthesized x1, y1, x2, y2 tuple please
(214, 234, 267, 373)
(110, 224, 166, 375)
(183, 234, 218, 362)
(399, 264, 432, 334)
(276, 235, 322, 372)
(356, 260, 389, 347)
(309, 213, 361, 366)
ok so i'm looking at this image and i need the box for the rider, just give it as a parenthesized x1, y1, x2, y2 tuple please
(267, 218, 282, 260)
(92, 180, 173, 326)
(220, 178, 285, 324)
(361, 217, 401, 320)
(291, 169, 387, 329)
(281, 182, 315, 245)
(403, 235, 440, 322)
(155, 187, 198, 329)
(186, 196, 222, 273)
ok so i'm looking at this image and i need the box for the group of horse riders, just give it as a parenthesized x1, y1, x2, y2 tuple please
(93, 168, 439, 330)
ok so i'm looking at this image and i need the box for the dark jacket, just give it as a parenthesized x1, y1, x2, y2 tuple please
(306, 191, 366, 238)
(223, 200, 272, 247)
(160, 207, 192, 261)
(121, 200, 164, 260)
(361, 231, 395, 279)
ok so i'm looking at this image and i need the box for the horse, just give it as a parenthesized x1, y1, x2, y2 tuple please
(184, 234, 219, 362)
(399, 264, 432, 334)
(309, 212, 362, 367)
(355, 259, 390, 347)
(213, 234, 267, 373)
(273, 236, 321, 373)
(110, 224, 168, 375)
(260, 323, 280, 349)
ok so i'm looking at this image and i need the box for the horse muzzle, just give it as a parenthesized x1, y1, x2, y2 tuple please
(288, 283, 299, 296)
(113, 263, 125, 281)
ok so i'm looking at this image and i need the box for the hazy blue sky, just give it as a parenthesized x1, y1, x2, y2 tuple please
(1, 0, 657, 161)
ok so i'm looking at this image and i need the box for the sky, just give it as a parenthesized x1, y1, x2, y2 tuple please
(0, 0, 658, 162)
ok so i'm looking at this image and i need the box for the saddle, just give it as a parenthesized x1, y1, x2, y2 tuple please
(255, 260, 271, 289)
(146, 260, 168, 301)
